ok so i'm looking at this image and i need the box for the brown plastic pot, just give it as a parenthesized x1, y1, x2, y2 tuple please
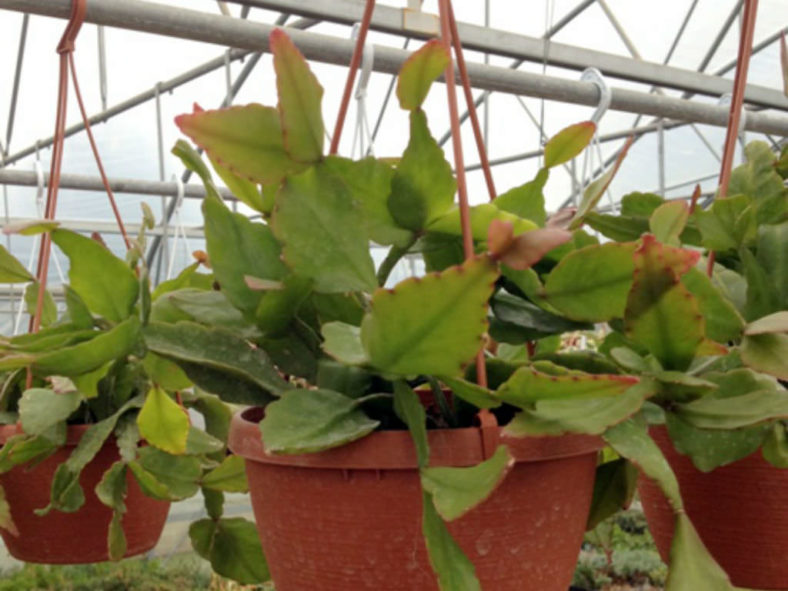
(229, 407, 603, 591)
(639, 426, 788, 590)
(0, 423, 170, 564)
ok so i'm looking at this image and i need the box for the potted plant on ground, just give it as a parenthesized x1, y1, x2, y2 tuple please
(536, 141, 788, 589)
(0, 217, 265, 584)
(154, 30, 746, 590)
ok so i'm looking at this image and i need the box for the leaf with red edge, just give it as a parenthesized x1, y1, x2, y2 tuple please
(649, 201, 689, 246)
(270, 29, 324, 162)
(543, 121, 596, 168)
(397, 40, 450, 111)
(499, 229, 572, 271)
(175, 104, 306, 185)
(624, 235, 705, 371)
(569, 137, 633, 230)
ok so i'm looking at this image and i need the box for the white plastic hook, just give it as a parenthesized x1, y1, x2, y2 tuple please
(351, 23, 375, 100)
(33, 160, 45, 205)
(581, 67, 611, 125)
(173, 174, 185, 211)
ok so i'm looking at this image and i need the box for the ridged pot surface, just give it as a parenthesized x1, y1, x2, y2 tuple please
(229, 407, 603, 591)
(639, 426, 788, 590)
(0, 423, 170, 564)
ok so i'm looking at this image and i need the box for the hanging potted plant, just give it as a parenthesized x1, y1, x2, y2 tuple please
(152, 30, 746, 590)
(0, 218, 265, 584)
(570, 142, 788, 590)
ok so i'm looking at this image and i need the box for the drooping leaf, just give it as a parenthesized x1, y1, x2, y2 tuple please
(740, 333, 788, 380)
(0, 244, 33, 283)
(52, 229, 138, 323)
(624, 235, 704, 371)
(497, 365, 638, 406)
(681, 267, 744, 343)
(321, 322, 368, 365)
(649, 201, 689, 246)
(144, 321, 290, 404)
(322, 155, 410, 246)
(137, 386, 189, 455)
(272, 165, 377, 293)
(586, 458, 639, 529)
(542, 242, 636, 322)
(438, 375, 501, 409)
(421, 491, 481, 591)
(203, 195, 286, 316)
(495, 168, 548, 226)
(133, 446, 202, 500)
(393, 381, 429, 468)
(261, 389, 380, 454)
(0, 317, 140, 376)
(361, 256, 497, 376)
(569, 137, 632, 230)
(175, 104, 306, 184)
(18, 388, 82, 436)
(388, 110, 456, 232)
(270, 28, 324, 162)
(397, 40, 450, 111)
(201, 455, 248, 493)
(543, 121, 595, 168)
(665, 514, 734, 591)
(674, 388, 788, 429)
(421, 445, 513, 521)
(745, 311, 788, 335)
(190, 517, 270, 584)
(95, 461, 128, 561)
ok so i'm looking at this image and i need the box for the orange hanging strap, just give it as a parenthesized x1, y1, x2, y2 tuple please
(706, 0, 759, 277)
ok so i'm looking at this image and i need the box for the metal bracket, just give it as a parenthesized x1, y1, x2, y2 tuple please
(581, 67, 611, 124)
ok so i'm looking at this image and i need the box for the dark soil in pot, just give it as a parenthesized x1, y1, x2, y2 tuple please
(229, 406, 603, 591)
(0, 423, 170, 564)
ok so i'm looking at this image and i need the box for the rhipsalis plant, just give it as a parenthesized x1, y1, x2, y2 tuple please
(152, 29, 781, 589)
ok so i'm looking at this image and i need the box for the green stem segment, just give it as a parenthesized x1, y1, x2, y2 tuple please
(376, 236, 417, 286)
(428, 376, 457, 428)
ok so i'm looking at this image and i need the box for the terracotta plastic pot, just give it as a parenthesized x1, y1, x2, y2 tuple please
(639, 426, 788, 590)
(0, 423, 170, 564)
(229, 407, 603, 591)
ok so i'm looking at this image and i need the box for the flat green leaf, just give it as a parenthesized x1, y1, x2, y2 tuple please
(497, 365, 638, 406)
(427, 203, 538, 242)
(762, 423, 788, 468)
(95, 461, 128, 561)
(272, 165, 376, 293)
(621, 192, 665, 217)
(543, 242, 636, 322)
(271, 29, 324, 162)
(24, 282, 57, 328)
(624, 235, 704, 371)
(388, 110, 456, 232)
(745, 311, 788, 335)
(0, 244, 33, 282)
(585, 212, 650, 242)
(490, 291, 592, 343)
(0, 317, 141, 376)
(393, 381, 429, 468)
(438, 376, 501, 409)
(165, 288, 259, 338)
(649, 201, 689, 246)
(107, 512, 126, 562)
(19, 388, 82, 436)
(209, 155, 266, 213)
(544, 121, 595, 168)
(694, 194, 756, 252)
(185, 426, 224, 456)
(137, 386, 189, 455)
(176, 104, 307, 184)
(254, 274, 312, 336)
(361, 256, 497, 376)
(533, 351, 622, 375)
(64, 285, 94, 329)
(494, 168, 548, 226)
(421, 491, 481, 591)
(321, 321, 368, 365)
(142, 352, 192, 392)
(756, 222, 788, 308)
(740, 247, 781, 321)
(261, 388, 380, 454)
(569, 137, 632, 230)
(504, 380, 652, 437)
(728, 141, 786, 224)
(133, 446, 202, 500)
(52, 229, 138, 323)
(603, 416, 682, 511)
(665, 514, 734, 591)
(675, 388, 788, 429)
(115, 415, 140, 463)
(190, 517, 269, 584)
(665, 413, 768, 472)
(322, 156, 410, 246)
(201, 455, 248, 493)
(127, 461, 173, 501)
(316, 360, 372, 399)
(421, 445, 513, 521)
(203, 195, 286, 316)
(0, 486, 18, 536)
(681, 267, 744, 343)
(740, 333, 788, 380)
(144, 321, 290, 404)
(397, 40, 450, 110)
(586, 458, 639, 529)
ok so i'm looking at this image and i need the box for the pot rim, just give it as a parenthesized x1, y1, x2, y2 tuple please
(228, 406, 603, 470)
(0, 422, 97, 447)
